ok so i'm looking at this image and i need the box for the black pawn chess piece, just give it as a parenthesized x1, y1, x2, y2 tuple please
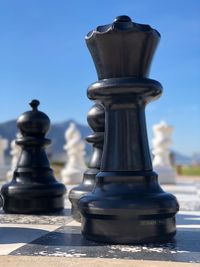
(1, 100, 66, 214)
(79, 15, 179, 244)
(69, 103, 104, 221)
(0, 195, 2, 208)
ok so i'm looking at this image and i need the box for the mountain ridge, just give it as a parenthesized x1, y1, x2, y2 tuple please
(0, 119, 195, 165)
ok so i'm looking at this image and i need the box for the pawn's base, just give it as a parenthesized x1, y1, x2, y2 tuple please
(79, 171, 179, 244)
(69, 187, 85, 222)
(1, 182, 66, 214)
(69, 169, 97, 222)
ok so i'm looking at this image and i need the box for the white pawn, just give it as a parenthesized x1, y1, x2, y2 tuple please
(61, 122, 86, 185)
(7, 133, 21, 181)
(152, 121, 176, 184)
(0, 136, 8, 181)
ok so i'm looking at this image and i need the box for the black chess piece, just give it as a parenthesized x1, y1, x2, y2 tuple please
(79, 15, 179, 244)
(69, 103, 104, 221)
(1, 100, 66, 214)
(0, 195, 2, 208)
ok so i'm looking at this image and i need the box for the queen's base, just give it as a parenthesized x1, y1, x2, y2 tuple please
(79, 171, 179, 244)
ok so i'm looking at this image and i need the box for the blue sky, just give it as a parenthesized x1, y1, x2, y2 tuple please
(0, 0, 199, 156)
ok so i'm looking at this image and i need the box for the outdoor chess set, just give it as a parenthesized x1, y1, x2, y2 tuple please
(0, 15, 200, 266)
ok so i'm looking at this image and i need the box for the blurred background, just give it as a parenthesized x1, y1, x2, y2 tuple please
(0, 0, 199, 178)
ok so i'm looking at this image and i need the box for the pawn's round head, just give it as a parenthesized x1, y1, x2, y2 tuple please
(17, 99, 50, 137)
(87, 103, 105, 132)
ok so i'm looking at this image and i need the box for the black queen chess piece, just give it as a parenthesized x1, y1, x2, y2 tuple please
(79, 15, 179, 244)
(1, 100, 66, 213)
(69, 103, 104, 221)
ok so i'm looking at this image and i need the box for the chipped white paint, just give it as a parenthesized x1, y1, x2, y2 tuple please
(38, 250, 87, 257)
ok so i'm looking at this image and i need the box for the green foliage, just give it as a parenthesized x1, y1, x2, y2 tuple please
(51, 161, 64, 167)
(180, 166, 200, 176)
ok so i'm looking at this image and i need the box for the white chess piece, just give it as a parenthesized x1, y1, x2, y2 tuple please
(152, 121, 176, 184)
(0, 136, 9, 181)
(61, 122, 86, 185)
(7, 133, 21, 181)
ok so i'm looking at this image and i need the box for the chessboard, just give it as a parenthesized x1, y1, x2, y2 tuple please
(0, 177, 200, 267)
